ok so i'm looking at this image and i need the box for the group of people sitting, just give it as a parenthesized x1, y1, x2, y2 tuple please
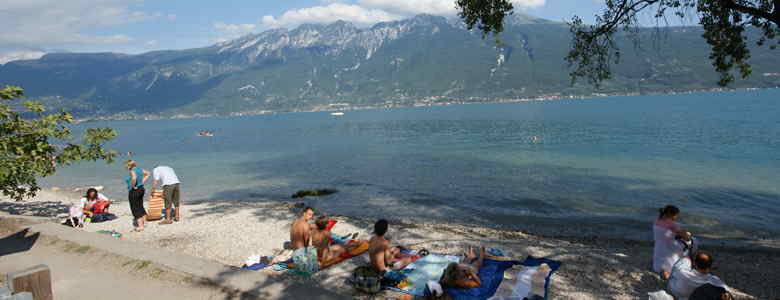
(288, 204, 735, 299)
(288, 207, 496, 299)
(653, 205, 732, 300)
(67, 188, 115, 227)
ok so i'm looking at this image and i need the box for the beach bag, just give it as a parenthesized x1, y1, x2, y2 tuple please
(349, 266, 382, 294)
(291, 246, 318, 276)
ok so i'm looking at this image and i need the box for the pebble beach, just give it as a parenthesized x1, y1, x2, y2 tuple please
(1, 188, 779, 299)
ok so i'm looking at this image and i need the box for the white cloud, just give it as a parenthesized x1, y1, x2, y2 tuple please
(0, 50, 47, 65)
(0, 0, 172, 60)
(213, 22, 258, 41)
(144, 40, 159, 47)
(358, 0, 545, 15)
(261, 0, 545, 30)
(261, 3, 402, 29)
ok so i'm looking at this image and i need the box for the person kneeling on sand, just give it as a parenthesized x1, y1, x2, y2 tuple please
(369, 219, 416, 274)
(151, 165, 182, 225)
(291, 207, 315, 250)
(668, 251, 732, 300)
(311, 216, 361, 265)
(654, 205, 692, 280)
(81, 188, 114, 222)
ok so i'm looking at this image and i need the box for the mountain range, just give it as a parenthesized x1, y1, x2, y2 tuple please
(1, 14, 779, 119)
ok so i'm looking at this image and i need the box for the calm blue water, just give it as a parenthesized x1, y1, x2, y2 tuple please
(43, 89, 780, 240)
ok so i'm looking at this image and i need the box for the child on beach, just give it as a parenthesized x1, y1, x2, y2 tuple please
(653, 205, 690, 280)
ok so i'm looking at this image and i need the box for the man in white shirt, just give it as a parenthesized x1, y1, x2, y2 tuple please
(668, 252, 732, 300)
(151, 165, 181, 224)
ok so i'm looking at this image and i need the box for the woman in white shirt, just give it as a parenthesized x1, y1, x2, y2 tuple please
(81, 188, 110, 216)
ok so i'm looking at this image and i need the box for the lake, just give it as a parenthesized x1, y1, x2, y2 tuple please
(43, 89, 780, 240)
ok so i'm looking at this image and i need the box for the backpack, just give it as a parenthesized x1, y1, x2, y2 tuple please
(291, 247, 319, 276)
(349, 266, 382, 294)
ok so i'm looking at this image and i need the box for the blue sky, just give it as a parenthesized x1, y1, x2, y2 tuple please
(0, 0, 621, 63)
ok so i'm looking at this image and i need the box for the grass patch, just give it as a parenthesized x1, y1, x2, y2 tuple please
(150, 268, 164, 279)
(135, 260, 151, 270)
(74, 245, 91, 253)
(122, 259, 138, 267)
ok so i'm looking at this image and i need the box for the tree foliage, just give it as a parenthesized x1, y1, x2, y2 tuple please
(457, 0, 779, 86)
(456, 0, 515, 37)
(0, 85, 117, 201)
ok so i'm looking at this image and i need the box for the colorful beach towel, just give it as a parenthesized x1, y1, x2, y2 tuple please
(387, 254, 463, 296)
(447, 256, 562, 300)
(320, 240, 370, 269)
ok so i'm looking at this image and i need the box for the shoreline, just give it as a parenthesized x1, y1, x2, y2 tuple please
(73, 86, 780, 123)
(2, 188, 779, 299)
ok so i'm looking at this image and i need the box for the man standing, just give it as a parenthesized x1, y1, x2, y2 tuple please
(152, 165, 181, 225)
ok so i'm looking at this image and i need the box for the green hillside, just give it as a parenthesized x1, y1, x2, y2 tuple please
(0, 14, 778, 119)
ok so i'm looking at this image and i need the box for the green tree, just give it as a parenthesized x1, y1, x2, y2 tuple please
(0, 85, 117, 201)
(456, 0, 779, 86)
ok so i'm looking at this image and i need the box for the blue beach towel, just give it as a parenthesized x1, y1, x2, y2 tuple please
(387, 254, 462, 296)
(241, 263, 270, 270)
(446, 256, 562, 300)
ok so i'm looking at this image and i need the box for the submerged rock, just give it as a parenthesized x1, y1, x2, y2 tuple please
(291, 189, 339, 199)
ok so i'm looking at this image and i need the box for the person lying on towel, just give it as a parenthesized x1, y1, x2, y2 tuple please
(369, 219, 418, 274)
(398, 247, 487, 300)
(311, 216, 362, 264)
(440, 246, 486, 289)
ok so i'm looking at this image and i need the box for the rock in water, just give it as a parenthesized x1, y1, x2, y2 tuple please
(291, 189, 339, 199)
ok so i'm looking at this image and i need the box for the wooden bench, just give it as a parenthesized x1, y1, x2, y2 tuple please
(4, 265, 50, 300)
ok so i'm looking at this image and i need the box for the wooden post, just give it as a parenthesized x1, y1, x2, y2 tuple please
(6, 264, 52, 300)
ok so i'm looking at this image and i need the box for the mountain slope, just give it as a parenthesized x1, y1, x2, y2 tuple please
(1, 14, 779, 118)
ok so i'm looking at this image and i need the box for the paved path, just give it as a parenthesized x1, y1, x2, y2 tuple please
(0, 219, 349, 300)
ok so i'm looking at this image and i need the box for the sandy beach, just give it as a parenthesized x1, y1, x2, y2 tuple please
(1, 188, 778, 299)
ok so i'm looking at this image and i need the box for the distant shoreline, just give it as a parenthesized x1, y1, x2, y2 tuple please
(73, 86, 779, 123)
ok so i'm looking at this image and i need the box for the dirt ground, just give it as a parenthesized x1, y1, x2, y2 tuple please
(0, 217, 246, 300)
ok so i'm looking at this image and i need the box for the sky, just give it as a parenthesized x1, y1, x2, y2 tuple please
(0, 0, 616, 64)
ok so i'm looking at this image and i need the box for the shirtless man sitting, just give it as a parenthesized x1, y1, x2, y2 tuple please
(290, 207, 315, 250)
(369, 219, 416, 273)
(311, 216, 361, 264)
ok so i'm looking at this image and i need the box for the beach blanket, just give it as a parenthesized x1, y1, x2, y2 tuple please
(447, 256, 562, 300)
(320, 240, 370, 269)
(387, 254, 463, 296)
(242, 263, 270, 270)
(282, 240, 369, 272)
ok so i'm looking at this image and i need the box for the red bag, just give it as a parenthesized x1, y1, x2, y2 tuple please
(90, 201, 110, 214)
